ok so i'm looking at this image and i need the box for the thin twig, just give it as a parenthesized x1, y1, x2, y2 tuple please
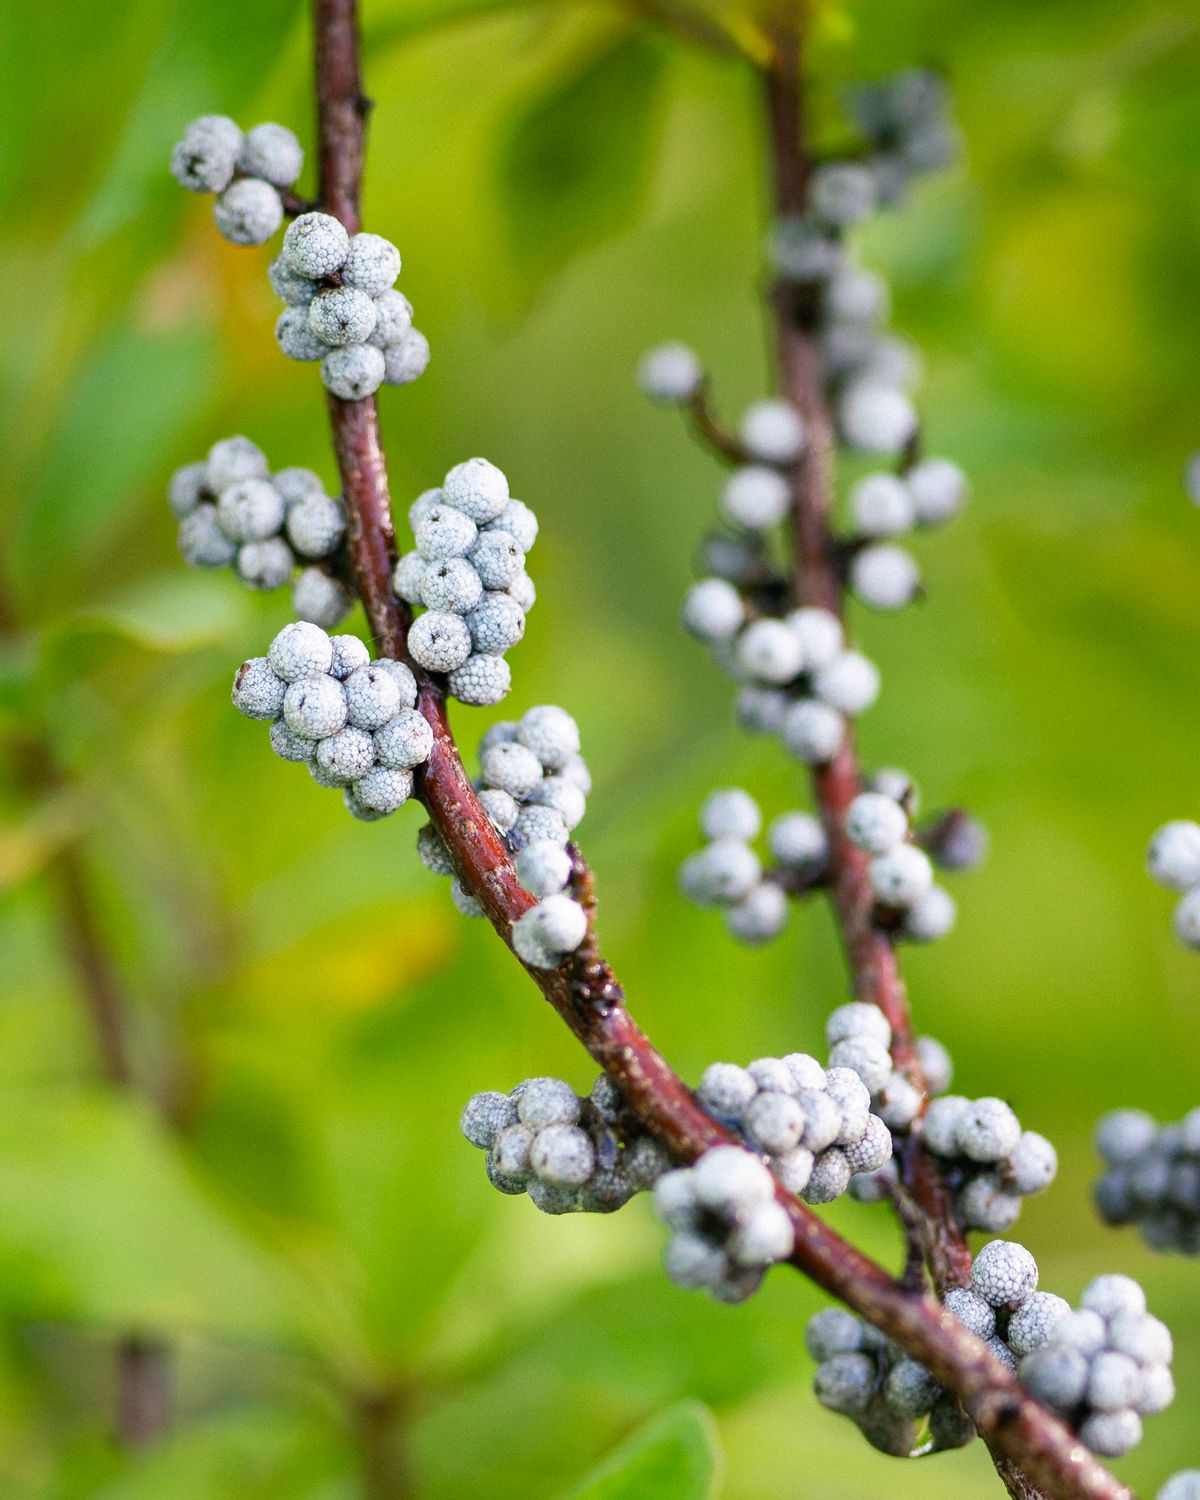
(308, 5, 1133, 1496)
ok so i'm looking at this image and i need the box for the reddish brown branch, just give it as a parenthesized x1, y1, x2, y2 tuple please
(310, 6, 1133, 1497)
(115, 1336, 172, 1449)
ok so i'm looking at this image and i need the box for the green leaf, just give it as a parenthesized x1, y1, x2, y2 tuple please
(557, 1403, 722, 1500)
(55, 571, 252, 656)
(494, 27, 669, 300)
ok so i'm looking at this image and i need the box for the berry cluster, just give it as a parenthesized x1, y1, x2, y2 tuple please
(1020, 1273, 1175, 1458)
(1147, 820, 1200, 951)
(170, 115, 302, 246)
(231, 622, 431, 819)
(391, 460, 536, 705)
(461, 1074, 671, 1216)
(845, 789, 956, 936)
(653, 1146, 796, 1304)
(170, 435, 351, 625)
(922, 1092, 1057, 1232)
(271, 212, 428, 400)
(695, 1044, 894, 1208)
(807, 1303, 974, 1456)
(820, 1003, 952, 1158)
(678, 788, 792, 944)
(416, 707, 592, 966)
(1094, 1107, 1200, 1254)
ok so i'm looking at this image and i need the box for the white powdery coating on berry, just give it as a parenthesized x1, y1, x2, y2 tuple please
(408, 611, 472, 673)
(1020, 1344, 1090, 1412)
(826, 265, 890, 325)
(213, 178, 283, 246)
(168, 462, 208, 519)
(736, 619, 804, 684)
(416, 505, 477, 561)
(517, 706, 580, 770)
(283, 674, 349, 740)
(638, 342, 703, 402)
(721, 465, 791, 530)
(449, 654, 512, 705)
(286, 492, 346, 559)
(207, 435, 268, 492)
(467, 592, 525, 655)
(231, 657, 286, 720)
(802, 1147, 852, 1203)
(679, 840, 761, 907)
(368, 289, 414, 349)
(273, 467, 325, 507)
(944, 1287, 996, 1340)
(1078, 1408, 1142, 1459)
(352, 765, 414, 814)
(1147, 821, 1200, 891)
(268, 255, 319, 306)
(883, 1358, 941, 1418)
(509, 804, 569, 852)
(743, 1091, 804, 1154)
(845, 791, 908, 855)
(1008, 1131, 1058, 1195)
(902, 885, 956, 942)
(460, 1090, 516, 1149)
(383, 328, 430, 385)
(294, 567, 352, 628)
(908, 457, 967, 525)
(1080, 1273, 1147, 1322)
(216, 477, 284, 542)
(236, 538, 293, 590)
(481, 741, 543, 798)
(786, 607, 844, 670)
(420, 558, 483, 615)
(321, 343, 386, 400)
(868, 845, 933, 908)
(1007, 1293, 1071, 1356)
(512, 895, 587, 967)
(692, 1144, 774, 1214)
(827, 1037, 892, 1095)
(956, 1098, 1022, 1164)
(284, 212, 350, 278)
(923, 1095, 969, 1156)
(416, 823, 454, 875)
(530, 1124, 595, 1187)
(269, 718, 316, 762)
(813, 651, 880, 716)
(701, 788, 761, 843)
(727, 1200, 795, 1267)
(725, 882, 788, 944)
(342, 232, 401, 295)
(1095, 1110, 1158, 1166)
(697, 1062, 757, 1121)
(851, 543, 920, 610)
(443, 458, 509, 524)
(315, 726, 377, 783)
(826, 1069, 871, 1145)
(171, 114, 243, 193)
(1159, 1474, 1200, 1500)
(970, 1239, 1038, 1307)
(839, 380, 918, 454)
(768, 811, 827, 869)
(488, 499, 538, 553)
(682, 578, 744, 642)
(849, 472, 915, 537)
(814, 1352, 876, 1415)
(344, 664, 403, 731)
(826, 1000, 892, 1049)
(526, 776, 586, 831)
(782, 699, 845, 764)
(276, 306, 326, 362)
(516, 840, 572, 898)
(469, 530, 525, 590)
(238, 122, 304, 187)
(475, 787, 516, 832)
(178, 505, 237, 567)
(392, 553, 428, 606)
(508, 573, 536, 612)
(916, 1035, 954, 1095)
(269, 621, 334, 681)
(309, 286, 378, 347)
(810, 162, 877, 226)
(736, 686, 787, 732)
(739, 399, 806, 465)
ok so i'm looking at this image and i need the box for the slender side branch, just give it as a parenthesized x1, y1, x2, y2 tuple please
(309, 5, 1134, 1496)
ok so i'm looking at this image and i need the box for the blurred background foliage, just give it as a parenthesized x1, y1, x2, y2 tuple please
(1, 0, 1200, 1495)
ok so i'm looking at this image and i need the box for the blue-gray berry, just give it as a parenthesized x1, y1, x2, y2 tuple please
(682, 578, 745, 643)
(275, 306, 327, 362)
(460, 1090, 516, 1149)
(283, 212, 350, 278)
(283, 674, 348, 740)
(309, 286, 378, 347)
(368, 289, 414, 348)
(321, 343, 386, 400)
(236, 538, 293, 590)
(344, 664, 403, 730)
(408, 611, 473, 673)
(216, 477, 285, 542)
(213, 178, 283, 246)
(392, 552, 428, 605)
(508, 803, 569, 851)
(637, 343, 703, 403)
(382, 329, 430, 384)
(269, 621, 334, 681)
(487, 499, 538, 552)
(167, 461, 208, 519)
(269, 718, 316, 762)
(374, 709, 433, 769)
(481, 740, 543, 798)
(293, 566, 352, 627)
(468, 530, 525, 590)
(443, 458, 509, 524)
(416, 504, 477, 561)
(739, 399, 806, 465)
(970, 1239, 1038, 1307)
(516, 706, 580, 770)
(352, 765, 413, 814)
(342, 232, 401, 295)
(516, 840, 572, 898)
(207, 435, 268, 491)
(449, 654, 512, 705)
(178, 504, 237, 567)
(268, 255, 318, 306)
(171, 115, 243, 193)
(238, 122, 304, 187)
(315, 725, 376, 783)
(467, 592, 526, 654)
(231, 657, 286, 720)
(286, 492, 346, 559)
(420, 557, 483, 614)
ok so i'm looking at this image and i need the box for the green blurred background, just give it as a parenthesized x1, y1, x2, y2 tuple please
(2, 0, 1200, 1495)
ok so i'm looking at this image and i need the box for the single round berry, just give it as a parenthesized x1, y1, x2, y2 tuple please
(839, 380, 917, 454)
(1008, 1132, 1058, 1195)
(178, 504, 237, 567)
(725, 882, 788, 944)
(392, 552, 428, 606)
(170, 114, 243, 193)
(1020, 1344, 1090, 1413)
(383, 328, 430, 385)
(516, 840, 572, 898)
(1148, 820, 1200, 890)
(276, 306, 327, 362)
(1007, 1292, 1071, 1356)
(321, 343, 386, 400)
(956, 1098, 1022, 1164)
(868, 845, 934, 908)
(231, 657, 286, 720)
(286, 492, 346, 559)
(516, 706, 580, 770)
(970, 1239, 1038, 1307)
(908, 457, 967, 525)
(814, 1353, 876, 1415)
(416, 505, 477, 561)
(902, 885, 957, 942)
(851, 543, 920, 610)
(443, 458, 509, 524)
(293, 567, 352, 627)
(883, 1358, 940, 1418)
(813, 651, 880, 716)
(721, 465, 791, 530)
(782, 699, 845, 764)
(509, 803, 569, 851)
(236, 538, 293, 590)
(487, 499, 538, 553)
(682, 578, 745, 642)
(207, 435, 268, 492)
(512, 895, 587, 967)
(478, 788, 519, 831)
(216, 477, 285, 543)
(213, 178, 283, 246)
(679, 839, 761, 907)
(449, 655, 512, 705)
(1095, 1110, 1157, 1166)
(810, 162, 877, 226)
(530, 1123, 595, 1187)
(739, 399, 806, 465)
(1080, 1273, 1147, 1322)
(408, 611, 473, 673)
(315, 726, 377, 783)
(342, 232, 401, 295)
(727, 1200, 795, 1267)
(283, 211, 350, 278)
(368, 289, 414, 348)
(481, 740, 543, 798)
(351, 765, 413, 814)
(701, 788, 761, 843)
(849, 472, 915, 537)
(309, 286, 378, 347)
(269, 621, 334, 681)
(944, 1287, 996, 1340)
(638, 343, 703, 403)
(826, 265, 890, 325)
(420, 557, 483, 615)
(768, 811, 827, 870)
(268, 255, 319, 306)
(736, 619, 804, 684)
(692, 1145, 773, 1214)
(786, 607, 844, 670)
(460, 1090, 516, 1149)
(846, 791, 908, 855)
(167, 461, 208, 519)
(238, 122, 304, 187)
(1078, 1408, 1142, 1459)
(269, 718, 316, 762)
(344, 664, 403, 731)
(283, 673, 349, 740)
(469, 530, 525, 590)
(373, 710, 432, 770)
(802, 1147, 853, 1203)
(467, 592, 525, 655)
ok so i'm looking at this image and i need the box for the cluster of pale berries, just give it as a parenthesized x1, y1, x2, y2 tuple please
(417, 707, 591, 966)
(231, 622, 431, 820)
(922, 1091, 1057, 1233)
(1094, 1107, 1200, 1255)
(1147, 819, 1200, 951)
(808, 1242, 1057, 1455)
(1020, 1272, 1175, 1459)
(391, 459, 536, 705)
(169, 434, 351, 626)
(460, 1074, 670, 1216)
(170, 115, 302, 246)
(271, 212, 428, 399)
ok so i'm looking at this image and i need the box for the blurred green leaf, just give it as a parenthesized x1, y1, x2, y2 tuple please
(493, 27, 669, 300)
(55, 572, 251, 656)
(557, 1402, 721, 1500)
